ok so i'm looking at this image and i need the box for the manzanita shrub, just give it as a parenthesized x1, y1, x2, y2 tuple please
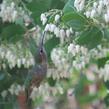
(0, 0, 109, 108)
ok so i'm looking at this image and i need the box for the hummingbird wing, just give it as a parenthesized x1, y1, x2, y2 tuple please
(30, 65, 46, 87)
(25, 65, 46, 102)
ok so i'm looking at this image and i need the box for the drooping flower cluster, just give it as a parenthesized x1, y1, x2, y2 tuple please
(68, 43, 88, 56)
(68, 43, 89, 70)
(86, 45, 109, 82)
(30, 83, 64, 100)
(1, 82, 64, 101)
(74, 0, 109, 25)
(1, 83, 25, 98)
(74, 0, 85, 12)
(51, 48, 66, 69)
(0, 1, 18, 22)
(82, 0, 109, 24)
(40, 13, 48, 25)
(45, 23, 73, 44)
(40, 11, 74, 44)
(40, 12, 61, 25)
(0, 43, 35, 69)
(49, 47, 70, 79)
(0, 1, 31, 25)
(47, 67, 70, 80)
(1, 90, 8, 98)
(1, 81, 64, 101)
(99, 62, 109, 82)
(8, 84, 25, 96)
(89, 45, 109, 59)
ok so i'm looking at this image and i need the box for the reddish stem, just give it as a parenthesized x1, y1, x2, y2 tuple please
(17, 91, 29, 109)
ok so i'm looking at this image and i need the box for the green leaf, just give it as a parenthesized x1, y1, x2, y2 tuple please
(4, 103, 13, 109)
(0, 73, 5, 81)
(33, 96, 43, 106)
(75, 73, 97, 104)
(76, 26, 103, 49)
(45, 36, 59, 62)
(104, 94, 109, 106)
(74, 74, 88, 96)
(50, 0, 66, 9)
(103, 28, 109, 41)
(63, 0, 75, 13)
(97, 83, 107, 98)
(28, 36, 38, 56)
(26, 0, 52, 25)
(62, 12, 88, 30)
(1, 23, 25, 42)
(104, 81, 109, 90)
(97, 57, 109, 68)
(15, 17, 24, 27)
(79, 94, 97, 104)
(47, 77, 56, 86)
(0, 76, 13, 93)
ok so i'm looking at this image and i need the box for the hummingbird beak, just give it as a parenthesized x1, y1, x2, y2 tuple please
(39, 31, 45, 49)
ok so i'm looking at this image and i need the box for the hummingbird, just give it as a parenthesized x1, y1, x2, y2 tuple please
(25, 32, 47, 109)
(29, 31, 47, 88)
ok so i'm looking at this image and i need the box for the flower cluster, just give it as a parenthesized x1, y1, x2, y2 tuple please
(40, 13, 61, 25)
(45, 23, 73, 44)
(74, 0, 85, 12)
(82, 0, 109, 24)
(51, 48, 67, 69)
(99, 62, 109, 81)
(1, 90, 8, 98)
(8, 84, 25, 96)
(30, 83, 64, 100)
(1, 82, 64, 101)
(47, 68, 70, 80)
(1, 83, 25, 97)
(50, 47, 70, 79)
(68, 43, 88, 56)
(0, 1, 31, 25)
(40, 11, 74, 44)
(68, 43, 89, 70)
(72, 56, 89, 70)
(89, 45, 109, 59)
(0, 1, 18, 22)
(84, 45, 109, 82)
(0, 43, 35, 69)
(73, 0, 109, 26)
(40, 13, 48, 25)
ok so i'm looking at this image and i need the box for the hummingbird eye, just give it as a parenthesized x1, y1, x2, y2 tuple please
(40, 49, 43, 53)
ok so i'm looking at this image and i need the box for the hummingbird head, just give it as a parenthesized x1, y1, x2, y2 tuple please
(37, 32, 47, 64)
(38, 46, 47, 63)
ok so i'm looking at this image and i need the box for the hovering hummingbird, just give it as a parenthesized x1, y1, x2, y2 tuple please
(29, 31, 47, 88)
(24, 32, 47, 109)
